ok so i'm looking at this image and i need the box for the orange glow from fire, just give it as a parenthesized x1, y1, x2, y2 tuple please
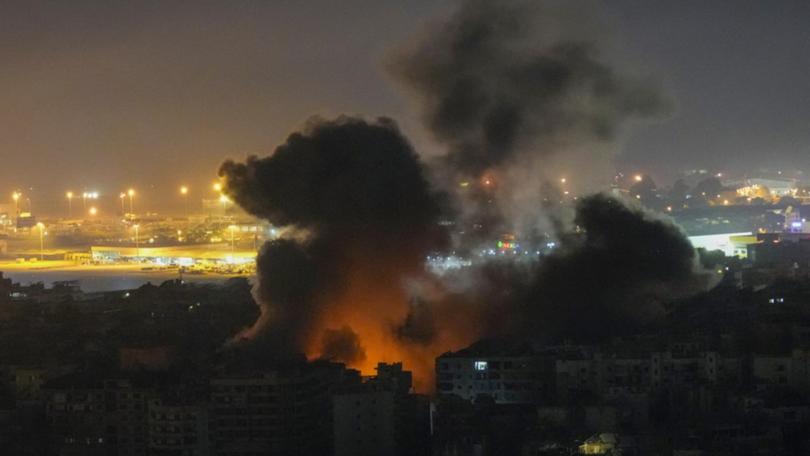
(296, 249, 476, 391)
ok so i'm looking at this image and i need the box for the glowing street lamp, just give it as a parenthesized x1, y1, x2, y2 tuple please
(180, 186, 189, 217)
(634, 174, 643, 182)
(12, 191, 20, 213)
(219, 194, 230, 213)
(36, 222, 45, 261)
(119, 192, 126, 213)
(66, 191, 74, 217)
(127, 188, 135, 214)
(89, 206, 98, 217)
(82, 191, 98, 209)
(213, 182, 222, 192)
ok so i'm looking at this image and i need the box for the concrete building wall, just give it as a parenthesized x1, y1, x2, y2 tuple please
(333, 390, 395, 456)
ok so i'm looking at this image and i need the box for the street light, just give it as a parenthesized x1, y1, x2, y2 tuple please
(36, 222, 45, 261)
(133, 224, 140, 258)
(82, 191, 98, 210)
(12, 192, 20, 214)
(89, 206, 98, 217)
(66, 191, 74, 217)
(180, 186, 189, 217)
(119, 193, 126, 213)
(228, 225, 237, 254)
(127, 189, 135, 214)
(219, 194, 230, 214)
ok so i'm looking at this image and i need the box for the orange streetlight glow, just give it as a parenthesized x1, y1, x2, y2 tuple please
(127, 188, 135, 214)
(66, 191, 74, 217)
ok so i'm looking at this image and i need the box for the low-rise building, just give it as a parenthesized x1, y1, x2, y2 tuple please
(436, 341, 555, 404)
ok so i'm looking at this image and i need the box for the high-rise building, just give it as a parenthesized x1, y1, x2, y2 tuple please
(209, 359, 357, 456)
(333, 363, 430, 456)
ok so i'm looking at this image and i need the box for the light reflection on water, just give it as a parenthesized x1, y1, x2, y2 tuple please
(3, 270, 254, 293)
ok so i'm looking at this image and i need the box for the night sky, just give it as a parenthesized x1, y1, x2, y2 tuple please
(2, 0, 810, 211)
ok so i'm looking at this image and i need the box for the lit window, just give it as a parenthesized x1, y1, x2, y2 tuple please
(474, 361, 488, 371)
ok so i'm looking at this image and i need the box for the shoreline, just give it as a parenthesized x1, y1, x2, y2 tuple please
(0, 260, 253, 292)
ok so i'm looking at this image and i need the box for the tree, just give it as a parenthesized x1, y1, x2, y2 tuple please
(629, 175, 664, 209)
(693, 177, 724, 199)
(777, 195, 800, 208)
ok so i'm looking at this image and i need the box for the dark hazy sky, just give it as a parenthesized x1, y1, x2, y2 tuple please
(2, 0, 810, 211)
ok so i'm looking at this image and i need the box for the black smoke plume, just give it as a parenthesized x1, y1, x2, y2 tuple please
(220, 116, 446, 378)
(517, 193, 710, 342)
(389, 0, 669, 173)
(388, 0, 672, 231)
(394, 194, 711, 347)
(250, 239, 319, 351)
(219, 2, 710, 388)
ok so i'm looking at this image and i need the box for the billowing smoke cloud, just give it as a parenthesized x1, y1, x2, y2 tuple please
(388, 0, 672, 232)
(249, 239, 319, 351)
(393, 194, 711, 348)
(220, 116, 448, 384)
(518, 194, 711, 341)
(218, 1, 711, 390)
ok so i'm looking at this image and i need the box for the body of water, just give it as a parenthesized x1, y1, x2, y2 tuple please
(3, 269, 253, 293)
